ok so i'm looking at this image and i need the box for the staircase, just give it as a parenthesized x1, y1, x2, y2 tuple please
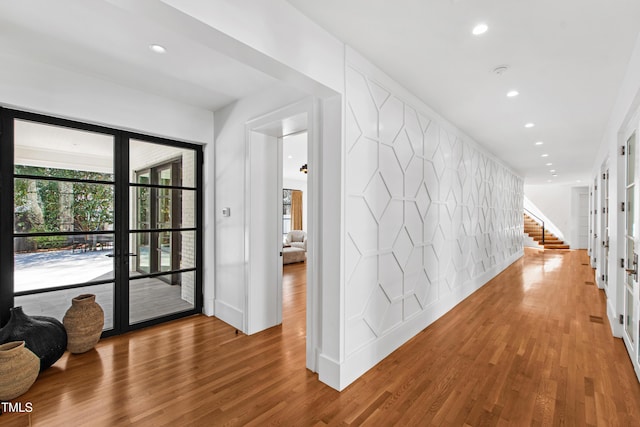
(523, 214, 570, 249)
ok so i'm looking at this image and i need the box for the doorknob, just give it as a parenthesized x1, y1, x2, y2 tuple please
(626, 253, 638, 280)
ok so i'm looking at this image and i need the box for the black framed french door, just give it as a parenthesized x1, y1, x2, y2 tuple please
(0, 109, 202, 335)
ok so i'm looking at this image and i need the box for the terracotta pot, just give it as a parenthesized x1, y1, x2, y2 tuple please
(0, 307, 67, 371)
(0, 341, 40, 401)
(63, 294, 104, 354)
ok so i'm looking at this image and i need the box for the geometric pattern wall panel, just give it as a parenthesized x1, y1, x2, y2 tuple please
(345, 64, 524, 355)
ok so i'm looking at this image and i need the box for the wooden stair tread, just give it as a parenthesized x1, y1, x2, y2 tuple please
(523, 213, 569, 249)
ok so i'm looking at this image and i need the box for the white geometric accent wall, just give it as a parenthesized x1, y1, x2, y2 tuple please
(344, 64, 524, 357)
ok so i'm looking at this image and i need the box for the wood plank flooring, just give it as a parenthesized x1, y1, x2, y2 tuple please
(2, 250, 640, 426)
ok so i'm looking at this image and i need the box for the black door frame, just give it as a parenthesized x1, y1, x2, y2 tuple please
(0, 108, 203, 334)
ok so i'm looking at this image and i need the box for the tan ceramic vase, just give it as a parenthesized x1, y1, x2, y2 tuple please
(0, 341, 40, 401)
(63, 294, 104, 354)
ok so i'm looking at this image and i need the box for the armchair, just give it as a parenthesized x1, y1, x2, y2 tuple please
(285, 230, 307, 251)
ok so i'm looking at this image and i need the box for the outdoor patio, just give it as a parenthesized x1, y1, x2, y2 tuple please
(14, 248, 193, 328)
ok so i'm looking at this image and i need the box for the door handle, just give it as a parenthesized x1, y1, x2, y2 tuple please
(105, 253, 137, 257)
(626, 253, 638, 280)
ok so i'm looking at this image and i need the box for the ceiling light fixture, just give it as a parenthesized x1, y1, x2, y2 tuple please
(149, 44, 166, 54)
(492, 65, 509, 75)
(541, 154, 549, 158)
(507, 90, 519, 98)
(550, 169, 556, 173)
(552, 174, 558, 177)
(545, 163, 552, 166)
(287, 155, 293, 159)
(535, 141, 544, 146)
(472, 23, 488, 35)
(525, 123, 535, 128)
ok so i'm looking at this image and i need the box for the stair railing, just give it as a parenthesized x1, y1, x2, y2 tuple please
(523, 208, 545, 245)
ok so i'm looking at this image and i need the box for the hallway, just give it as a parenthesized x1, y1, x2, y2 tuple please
(4, 250, 640, 426)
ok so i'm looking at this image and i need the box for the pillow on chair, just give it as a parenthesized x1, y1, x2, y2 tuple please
(285, 230, 307, 251)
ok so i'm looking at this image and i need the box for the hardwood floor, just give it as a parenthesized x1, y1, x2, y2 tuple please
(3, 250, 640, 426)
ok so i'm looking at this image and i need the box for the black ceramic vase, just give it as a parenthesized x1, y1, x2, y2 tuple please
(0, 306, 67, 371)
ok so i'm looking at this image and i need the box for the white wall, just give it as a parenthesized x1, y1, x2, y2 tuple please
(0, 52, 213, 144)
(213, 83, 307, 331)
(524, 184, 573, 245)
(324, 48, 524, 390)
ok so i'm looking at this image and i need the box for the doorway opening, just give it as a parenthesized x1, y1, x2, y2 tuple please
(244, 99, 318, 372)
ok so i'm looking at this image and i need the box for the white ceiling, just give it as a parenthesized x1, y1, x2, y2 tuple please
(0, 0, 277, 112)
(283, 132, 308, 182)
(14, 119, 113, 173)
(286, 0, 640, 185)
(2, 1, 640, 185)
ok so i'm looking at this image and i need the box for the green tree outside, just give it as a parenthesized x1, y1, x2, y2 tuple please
(14, 166, 114, 251)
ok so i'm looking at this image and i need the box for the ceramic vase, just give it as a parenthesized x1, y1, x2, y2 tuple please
(63, 294, 104, 354)
(0, 341, 40, 401)
(0, 306, 67, 371)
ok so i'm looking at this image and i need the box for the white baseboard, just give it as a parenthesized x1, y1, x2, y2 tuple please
(318, 354, 341, 390)
(203, 297, 215, 316)
(607, 298, 622, 338)
(214, 299, 244, 331)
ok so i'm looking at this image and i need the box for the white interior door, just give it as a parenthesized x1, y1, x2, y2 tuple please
(624, 132, 638, 355)
(601, 169, 609, 288)
(592, 176, 598, 266)
(578, 191, 589, 248)
(247, 130, 282, 334)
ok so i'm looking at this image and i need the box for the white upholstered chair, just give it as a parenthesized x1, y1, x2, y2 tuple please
(285, 230, 307, 251)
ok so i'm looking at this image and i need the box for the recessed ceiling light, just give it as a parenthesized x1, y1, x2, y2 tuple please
(545, 163, 552, 166)
(550, 169, 556, 173)
(149, 44, 166, 54)
(525, 123, 535, 128)
(287, 155, 293, 159)
(541, 154, 549, 158)
(576, 180, 582, 183)
(552, 174, 558, 177)
(507, 90, 519, 98)
(472, 23, 488, 35)
(535, 141, 544, 146)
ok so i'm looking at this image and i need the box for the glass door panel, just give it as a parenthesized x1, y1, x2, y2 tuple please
(2, 110, 201, 336)
(128, 139, 197, 325)
(12, 118, 116, 332)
